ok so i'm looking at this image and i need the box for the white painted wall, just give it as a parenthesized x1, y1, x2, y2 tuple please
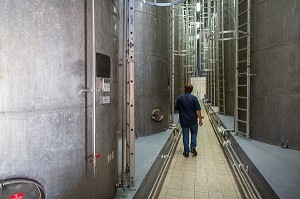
(191, 77, 206, 100)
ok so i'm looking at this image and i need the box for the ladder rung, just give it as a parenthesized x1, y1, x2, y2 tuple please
(238, 60, 248, 63)
(239, 23, 247, 28)
(239, 10, 248, 16)
(238, 48, 247, 52)
(236, 131, 247, 136)
(237, 85, 247, 87)
(237, 119, 247, 123)
(237, 108, 247, 111)
(238, 35, 248, 40)
(237, 72, 247, 75)
(238, 0, 246, 5)
(237, 96, 247, 99)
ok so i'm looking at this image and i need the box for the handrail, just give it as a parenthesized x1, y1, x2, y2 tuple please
(204, 102, 262, 199)
(148, 123, 182, 199)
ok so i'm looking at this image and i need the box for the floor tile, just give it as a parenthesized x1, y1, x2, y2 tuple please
(158, 103, 246, 199)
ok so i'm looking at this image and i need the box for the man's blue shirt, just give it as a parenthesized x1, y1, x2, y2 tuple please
(175, 92, 201, 128)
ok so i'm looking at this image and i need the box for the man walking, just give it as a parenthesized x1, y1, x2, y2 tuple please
(175, 84, 203, 157)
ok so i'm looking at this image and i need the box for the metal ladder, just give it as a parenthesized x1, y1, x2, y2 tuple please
(200, 0, 210, 98)
(216, 0, 236, 115)
(199, 0, 208, 77)
(208, 0, 218, 106)
(217, 0, 227, 114)
(235, 0, 251, 138)
(172, 1, 197, 85)
(184, 1, 197, 82)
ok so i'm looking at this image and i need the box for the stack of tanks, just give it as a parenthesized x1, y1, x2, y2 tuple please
(203, 0, 300, 149)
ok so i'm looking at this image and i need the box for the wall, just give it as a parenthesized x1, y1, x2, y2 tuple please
(191, 77, 207, 100)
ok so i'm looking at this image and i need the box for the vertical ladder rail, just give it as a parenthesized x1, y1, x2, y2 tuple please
(126, 0, 135, 188)
(170, 6, 175, 124)
(217, 0, 226, 114)
(207, 0, 212, 103)
(209, 0, 217, 106)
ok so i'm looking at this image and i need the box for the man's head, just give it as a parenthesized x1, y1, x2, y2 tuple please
(185, 84, 193, 93)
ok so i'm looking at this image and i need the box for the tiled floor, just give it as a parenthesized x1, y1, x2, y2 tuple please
(158, 105, 247, 199)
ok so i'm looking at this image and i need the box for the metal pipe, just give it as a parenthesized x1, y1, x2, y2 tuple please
(171, 6, 175, 124)
(234, 0, 238, 133)
(240, 163, 263, 199)
(204, 102, 262, 199)
(121, 0, 128, 187)
(246, 0, 251, 138)
(91, 0, 97, 180)
(227, 145, 256, 199)
(148, 125, 182, 199)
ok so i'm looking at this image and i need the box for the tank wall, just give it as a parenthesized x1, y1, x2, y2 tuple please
(92, 0, 119, 198)
(223, 0, 235, 116)
(174, 11, 184, 99)
(250, 0, 300, 149)
(134, 3, 170, 136)
(0, 0, 119, 198)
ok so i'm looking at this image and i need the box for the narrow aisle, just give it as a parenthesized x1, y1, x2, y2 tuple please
(158, 102, 247, 199)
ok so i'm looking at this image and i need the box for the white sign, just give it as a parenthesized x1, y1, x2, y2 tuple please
(102, 82, 110, 92)
(101, 96, 110, 104)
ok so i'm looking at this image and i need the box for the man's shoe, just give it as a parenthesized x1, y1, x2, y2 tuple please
(183, 152, 189, 157)
(190, 148, 197, 156)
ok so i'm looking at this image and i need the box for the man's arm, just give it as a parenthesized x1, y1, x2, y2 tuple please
(196, 110, 203, 126)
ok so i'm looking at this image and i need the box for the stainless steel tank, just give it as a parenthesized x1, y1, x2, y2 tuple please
(0, 0, 119, 198)
(223, 0, 235, 116)
(134, 2, 170, 136)
(250, 0, 300, 149)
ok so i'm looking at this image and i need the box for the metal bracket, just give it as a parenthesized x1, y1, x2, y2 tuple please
(280, 138, 289, 149)
(161, 155, 170, 159)
(115, 180, 129, 191)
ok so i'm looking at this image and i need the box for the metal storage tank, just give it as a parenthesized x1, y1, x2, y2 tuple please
(0, 0, 119, 198)
(250, 0, 300, 149)
(134, 2, 170, 136)
(222, 0, 235, 116)
(173, 6, 184, 105)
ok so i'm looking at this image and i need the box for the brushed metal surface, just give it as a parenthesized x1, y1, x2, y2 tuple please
(0, 0, 119, 198)
(250, 0, 300, 149)
(134, 2, 170, 136)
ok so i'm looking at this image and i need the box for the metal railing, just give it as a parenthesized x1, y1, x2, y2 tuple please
(148, 123, 182, 199)
(204, 102, 262, 199)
